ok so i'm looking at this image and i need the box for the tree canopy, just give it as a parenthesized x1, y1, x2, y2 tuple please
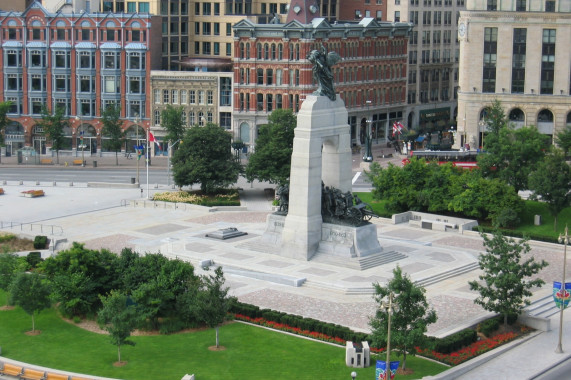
(39, 105, 67, 164)
(245, 109, 296, 186)
(101, 104, 125, 166)
(528, 149, 571, 231)
(369, 265, 437, 370)
(161, 105, 186, 150)
(477, 100, 548, 192)
(0, 101, 11, 163)
(469, 230, 548, 327)
(97, 290, 141, 363)
(555, 124, 571, 157)
(10, 272, 51, 332)
(0, 252, 26, 305)
(172, 124, 242, 194)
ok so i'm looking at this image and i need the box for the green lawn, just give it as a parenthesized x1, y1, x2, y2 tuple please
(0, 301, 448, 380)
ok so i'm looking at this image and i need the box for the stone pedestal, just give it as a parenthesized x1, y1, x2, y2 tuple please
(281, 95, 352, 260)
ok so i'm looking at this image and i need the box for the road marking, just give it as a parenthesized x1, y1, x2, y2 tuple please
(352, 172, 361, 185)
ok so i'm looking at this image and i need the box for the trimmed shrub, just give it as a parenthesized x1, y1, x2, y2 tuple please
(33, 235, 48, 249)
(479, 318, 500, 337)
(26, 251, 43, 268)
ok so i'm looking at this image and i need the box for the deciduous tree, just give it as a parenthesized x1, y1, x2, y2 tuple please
(0, 101, 11, 164)
(172, 124, 241, 194)
(469, 230, 548, 328)
(161, 105, 185, 151)
(101, 104, 125, 166)
(528, 149, 571, 231)
(369, 266, 437, 370)
(39, 105, 67, 164)
(555, 124, 571, 158)
(97, 290, 140, 363)
(245, 109, 296, 186)
(0, 251, 26, 306)
(10, 272, 51, 332)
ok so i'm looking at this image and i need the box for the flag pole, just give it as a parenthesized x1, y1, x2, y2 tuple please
(146, 127, 150, 199)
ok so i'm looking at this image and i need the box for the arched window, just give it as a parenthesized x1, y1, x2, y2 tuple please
(239, 43, 244, 59)
(271, 44, 276, 60)
(246, 43, 250, 59)
(278, 44, 283, 60)
(257, 43, 262, 59)
(264, 43, 269, 60)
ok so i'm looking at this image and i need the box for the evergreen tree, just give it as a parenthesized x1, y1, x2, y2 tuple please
(369, 265, 437, 370)
(469, 230, 548, 327)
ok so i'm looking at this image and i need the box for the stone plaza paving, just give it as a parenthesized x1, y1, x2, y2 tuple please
(0, 182, 563, 339)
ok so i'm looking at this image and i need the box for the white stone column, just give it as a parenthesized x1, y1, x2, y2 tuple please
(281, 95, 351, 260)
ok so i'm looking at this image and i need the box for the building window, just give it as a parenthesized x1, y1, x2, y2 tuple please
(545, 0, 555, 12)
(189, 112, 195, 125)
(198, 90, 205, 105)
(181, 90, 188, 104)
(214, 42, 220, 56)
(103, 51, 120, 69)
(104, 76, 120, 93)
(203, 42, 211, 55)
(257, 69, 264, 85)
(516, 0, 526, 11)
(198, 112, 204, 125)
(220, 77, 231, 106)
(78, 51, 94, 69)
(30, 74, 46, 92)
(541, 29, 555, 94)
(128, 52, 145, 70)
(511, 28, 526, 93)
(154, 109, 160, 125)
(6, 50, 21, 67)
(172, 90, 179, 104)
(487, 0, 497, 10)
(203, 3, 211, 15)
(163, 89, 170, 103)
(203, 22, 211, 35)
(482, 27, 498, 93)
(226, 23, 232, 36)
(31, 98, 44, 114)
(54, 51, 70, 68)
(226, 43, 232, 56)
(154, 89, 161, 104)
(30, 50, 46, 68)
(6, 73, 22, 91)
(129, 77, 144, 94)
(220, 112, 231, 129)
(190, 90, 196, 104)
(79, 75, 95, 92)
(214, 23, 220, 35)
(128, 101, 142, 118)
(207, 90, 213, 105)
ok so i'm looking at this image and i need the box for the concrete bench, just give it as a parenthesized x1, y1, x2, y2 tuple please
(72, 159, 85, 166)
(421, 219, 457, 231)
(0, 363, 23, 377)
(21, 368, 46, 380)
(41, 158, 54, 165)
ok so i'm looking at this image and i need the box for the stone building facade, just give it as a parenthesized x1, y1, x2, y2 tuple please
(457, 0, 571, 149)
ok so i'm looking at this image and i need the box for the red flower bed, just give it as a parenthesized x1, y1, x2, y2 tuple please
(416, 331, 519, 366)
(234, 314, 347, 346)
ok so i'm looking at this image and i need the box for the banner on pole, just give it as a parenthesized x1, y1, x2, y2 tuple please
(375, 360, 399, 380)
(553, 281, 571, 309)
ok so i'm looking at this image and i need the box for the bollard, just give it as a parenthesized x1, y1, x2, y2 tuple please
(19, 180, 23, 185)
(69, 182, 74, 187)
(53, 181, 56, 186)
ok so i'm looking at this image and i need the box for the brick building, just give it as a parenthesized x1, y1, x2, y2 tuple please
(232, 7, 412, 148)
(0, 1, 161, 157)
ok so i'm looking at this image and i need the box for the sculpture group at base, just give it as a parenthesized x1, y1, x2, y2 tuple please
(276, 182, 377, 226)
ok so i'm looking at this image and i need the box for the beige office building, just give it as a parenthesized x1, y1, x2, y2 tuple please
(457, 0, 571, 149)
(150, 71, 233, 152)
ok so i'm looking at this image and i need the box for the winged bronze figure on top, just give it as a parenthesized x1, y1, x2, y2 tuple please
(307, 45, 341, 101)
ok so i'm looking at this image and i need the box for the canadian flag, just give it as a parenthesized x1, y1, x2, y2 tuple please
(392, 121, 404, 136)
(148, 131, 159, 146)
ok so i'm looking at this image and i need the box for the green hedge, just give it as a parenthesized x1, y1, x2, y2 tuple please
(26, 251, 43, 268)
(33, 235, 48, 249)
(475, 226, 560, 244)
(425, 328, 478, 354)
(231, 301, 368, 343)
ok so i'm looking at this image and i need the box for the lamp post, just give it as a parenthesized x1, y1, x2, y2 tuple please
(555, 225, 569, 354)
(167, 139, 181, 187)
(350, 371, 357, 380)
(478, 119, 486, 150)
(135, 114, 140, 184)
(75, 116, 84, 166)
(382, 292, 398, 380)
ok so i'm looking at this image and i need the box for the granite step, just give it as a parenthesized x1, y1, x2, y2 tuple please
(414, 262, 480, 287)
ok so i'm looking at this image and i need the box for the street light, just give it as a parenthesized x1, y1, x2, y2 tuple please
(75, 115, 84, 166)
(350, 371, 357, 380)
(555, 225, 569, 354)
(478, 119, 486, 150)
(135, 114, 140, 184)
(167, 139, 181, 187)
(382, 292, 399, 380)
